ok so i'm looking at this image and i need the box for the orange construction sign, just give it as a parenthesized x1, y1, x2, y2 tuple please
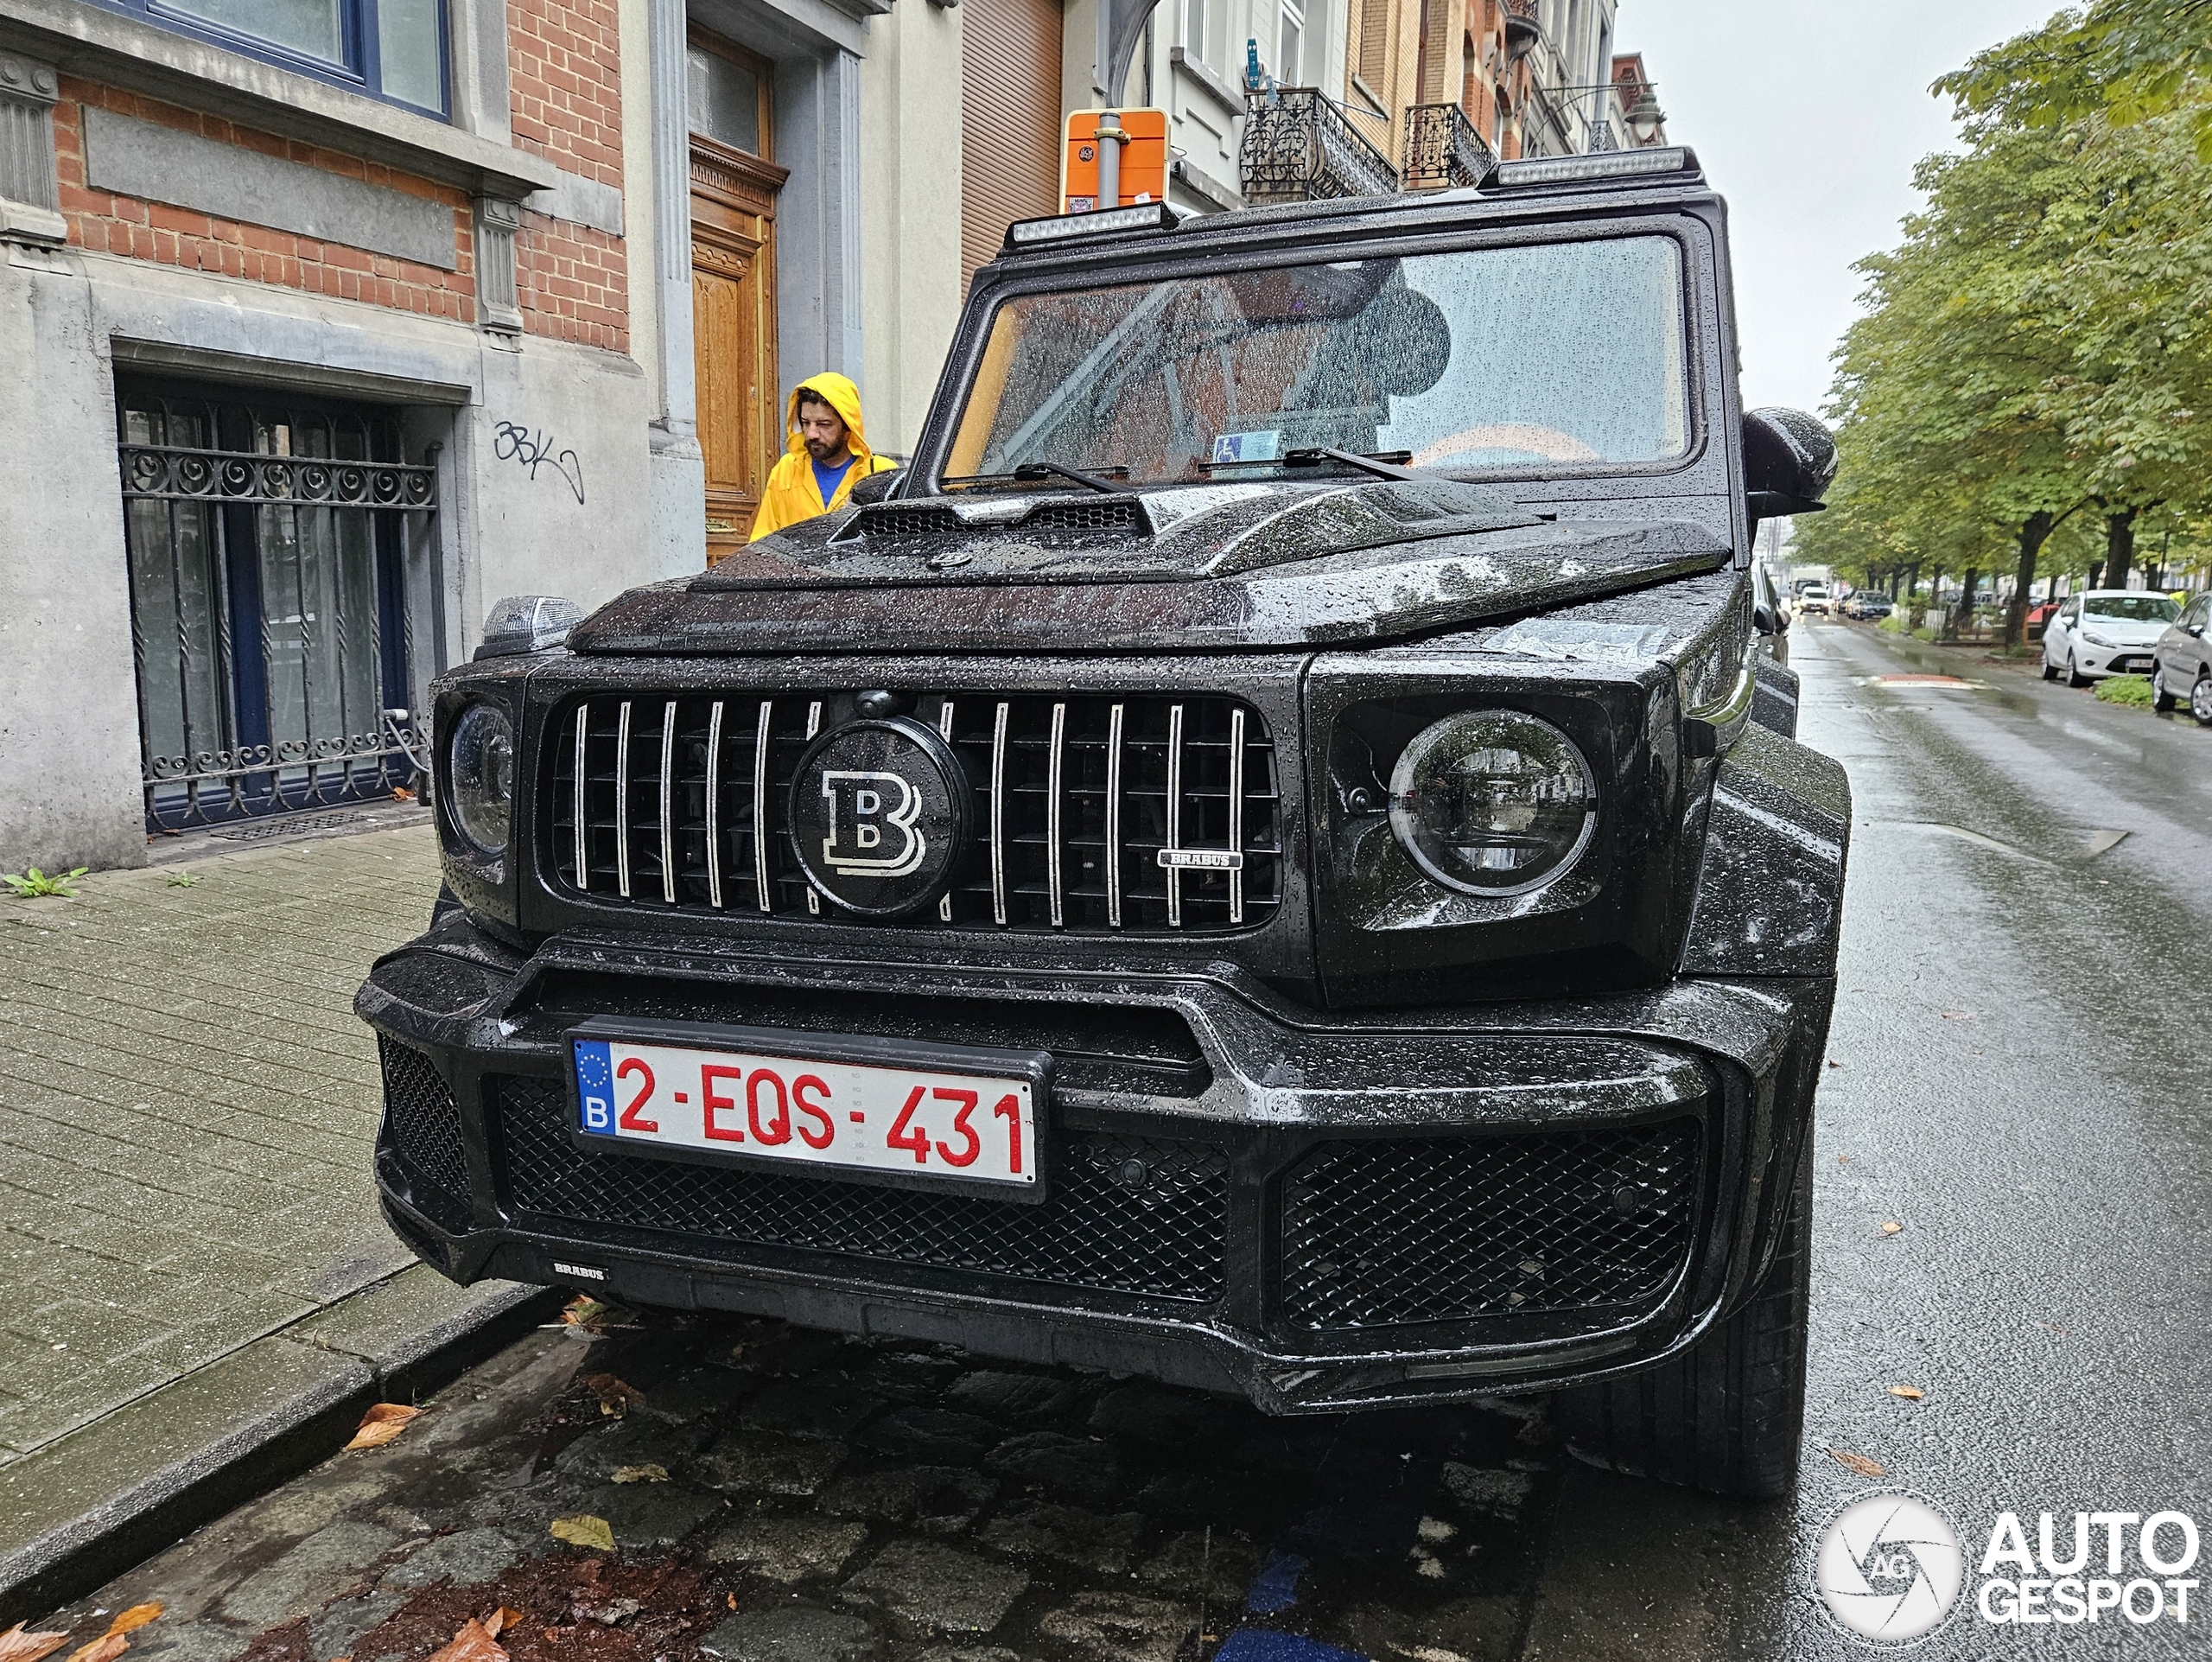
(1062, 108, 1169, 213)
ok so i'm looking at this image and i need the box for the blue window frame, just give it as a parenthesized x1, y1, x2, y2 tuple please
(97, 0, 451, 120)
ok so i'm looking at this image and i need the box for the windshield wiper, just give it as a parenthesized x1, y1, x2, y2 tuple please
(1197, 447, 1429, 482)
(1014, 461, 1128, 494)
(939, 462, 1131, 494)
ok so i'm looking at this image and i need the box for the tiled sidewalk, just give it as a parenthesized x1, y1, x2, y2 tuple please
(0, 820, 443, 1464)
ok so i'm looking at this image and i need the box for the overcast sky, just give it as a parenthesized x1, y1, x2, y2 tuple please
(1618, 0, 2067, 419)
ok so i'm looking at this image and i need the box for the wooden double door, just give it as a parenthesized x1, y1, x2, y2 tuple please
(690, 31, 786, 563)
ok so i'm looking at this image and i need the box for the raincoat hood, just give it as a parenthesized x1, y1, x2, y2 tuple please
(786, 373, 874, 462)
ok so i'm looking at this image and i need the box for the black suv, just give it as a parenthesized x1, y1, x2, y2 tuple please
(359, 147, 1847, 1499)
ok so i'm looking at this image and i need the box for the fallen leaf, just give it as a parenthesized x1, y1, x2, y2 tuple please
(391, 786, 416, 803)
(579, 1373, 645, 1417)
(486, 1610, 524, 1639)
(610, 1463, 668, 1485)
(423, 1618, 505, 1662)
(550, 1514, 615, 1551)
(1880, 1221, 1904, 1235)
(1837, 1155, 1849, 1165)
(64, 1639, 127, 1662)
(1940, 1010, 1976, 1021)
(561, 1296, 607, 1328)
(345, 1403, 422, 1449)
(560, 1296, 636, 1334)
(724, 1595, 738, 1611)
(1828, 1449, 1887, 1479)
(1826, 1059, 1842, 1068)
(102, 1610, 162, 1642)
(0, 1624, 72, 1662)
(1889, 1385, 1925, 1401)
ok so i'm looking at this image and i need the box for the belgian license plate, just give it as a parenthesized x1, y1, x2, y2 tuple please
(565, 1019, 1047, 1200)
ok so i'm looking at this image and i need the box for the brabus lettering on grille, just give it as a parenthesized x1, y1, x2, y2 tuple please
(819, 769, 926, 876)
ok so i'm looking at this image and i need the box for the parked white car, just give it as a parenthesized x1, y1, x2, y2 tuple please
(2040, 590, 2181, 685)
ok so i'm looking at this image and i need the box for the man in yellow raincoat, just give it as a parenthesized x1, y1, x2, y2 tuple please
(747, 372, 899, 541)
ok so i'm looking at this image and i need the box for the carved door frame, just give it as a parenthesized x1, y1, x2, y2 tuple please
(688, 29, 787, 562)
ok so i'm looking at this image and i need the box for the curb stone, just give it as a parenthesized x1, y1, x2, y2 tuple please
(0, 1265, 560, 1625)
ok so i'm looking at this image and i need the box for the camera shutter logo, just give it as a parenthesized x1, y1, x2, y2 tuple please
(1815, 1491, 1967, 1643)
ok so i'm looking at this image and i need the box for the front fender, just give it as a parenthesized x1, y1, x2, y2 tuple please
(1677, 723, 1850, 977)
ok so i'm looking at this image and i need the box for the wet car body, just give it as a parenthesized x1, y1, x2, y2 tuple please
(2151, 593, 2212, 723)
(359, 151, 1849, 1491)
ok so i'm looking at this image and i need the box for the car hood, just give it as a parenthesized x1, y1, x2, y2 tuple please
(2080, 617, 2171, 643)
(569, 479, 1732, 655)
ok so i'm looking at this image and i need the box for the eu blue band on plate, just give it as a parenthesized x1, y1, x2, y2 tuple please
(574, 1039, 615, 1133)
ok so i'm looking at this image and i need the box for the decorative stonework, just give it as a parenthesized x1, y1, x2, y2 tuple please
(474, 195, 524, 334)
(0, 51, 65, 247)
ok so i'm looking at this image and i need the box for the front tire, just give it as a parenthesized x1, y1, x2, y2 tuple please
(2152, 665, 2177, 712)
(2194, 672, 2212, 727)
(1557, 1149, 1811, 1500)
(2067, 652, 2090, 688)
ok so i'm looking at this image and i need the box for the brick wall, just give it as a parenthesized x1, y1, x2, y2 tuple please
(51, 81, 478, 324)
(507, 0, 628, 352)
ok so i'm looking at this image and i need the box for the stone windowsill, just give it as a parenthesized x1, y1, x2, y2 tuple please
(0, 0, 556, 199)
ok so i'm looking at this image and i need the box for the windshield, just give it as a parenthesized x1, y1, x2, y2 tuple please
(2085, 596, 2180, 622)
(944, 236, 1691, 487)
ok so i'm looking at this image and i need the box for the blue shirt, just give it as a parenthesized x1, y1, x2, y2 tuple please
(812, 455, 856, 506)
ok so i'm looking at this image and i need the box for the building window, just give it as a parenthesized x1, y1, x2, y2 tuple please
(1278, 0, 1305, 84)
(688, 31, 770, 156)
(101, 0, 448, 117)
(1183, 0, 1230, 75)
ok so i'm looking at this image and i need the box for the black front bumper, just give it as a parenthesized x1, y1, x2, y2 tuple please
(358, 919, 1832, 1413)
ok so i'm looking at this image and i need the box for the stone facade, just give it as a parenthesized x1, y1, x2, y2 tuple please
(0, 0, 666, 874)
(52, 83, 480, 320)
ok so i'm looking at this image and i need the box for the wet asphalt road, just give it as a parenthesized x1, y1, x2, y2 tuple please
(41, 619, 2212, 1661)
(1526, 620, 2212, 1659)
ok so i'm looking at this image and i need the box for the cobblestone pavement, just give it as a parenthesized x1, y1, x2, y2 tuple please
(0, 819, 442, 1462)
(47, 1311, 1572, 1662)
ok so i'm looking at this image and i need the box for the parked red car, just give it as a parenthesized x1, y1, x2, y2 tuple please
(2025, 602, 2061, 641)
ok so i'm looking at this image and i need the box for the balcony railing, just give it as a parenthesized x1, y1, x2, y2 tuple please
(1402, 103, 1496, 190)
(1240, 88, 1399, 206)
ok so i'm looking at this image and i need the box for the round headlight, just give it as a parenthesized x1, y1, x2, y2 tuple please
(448, 703, 516, 856)
(1388, 710, 1597, 896)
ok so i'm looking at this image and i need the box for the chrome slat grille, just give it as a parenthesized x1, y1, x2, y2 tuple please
(548, 691, 1282, 933)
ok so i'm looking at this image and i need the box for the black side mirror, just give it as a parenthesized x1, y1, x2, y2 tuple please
(1743, 407, 1838, 520)
(849, 466, 904, 506)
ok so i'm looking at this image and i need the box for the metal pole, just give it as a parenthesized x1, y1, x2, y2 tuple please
(1096, 110, 1125, 208)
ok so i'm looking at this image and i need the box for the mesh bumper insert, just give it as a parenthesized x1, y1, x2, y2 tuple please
(377, 1037, 472, 1228)
(1281, 1120, 1702, 1330)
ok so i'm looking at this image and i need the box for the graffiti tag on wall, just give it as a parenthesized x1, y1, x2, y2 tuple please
(494, 422, 586, 506)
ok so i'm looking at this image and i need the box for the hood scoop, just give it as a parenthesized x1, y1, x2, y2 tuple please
(831, 494, 1155, 546)
(699, 477, 1542, 590)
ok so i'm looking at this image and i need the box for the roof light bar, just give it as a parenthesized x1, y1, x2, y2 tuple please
(1482, 146, 1699, 190)
(1005, 201, 1180, 249)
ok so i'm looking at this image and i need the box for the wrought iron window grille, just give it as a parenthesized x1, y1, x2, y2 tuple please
(1239, 87, 1399, 206)
(118, 383, 442, 832)
(1402, 103, 1497, 192)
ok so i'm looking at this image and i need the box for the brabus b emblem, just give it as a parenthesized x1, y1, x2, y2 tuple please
(789, 716, 969, 919)
(819, 770, 926, 876)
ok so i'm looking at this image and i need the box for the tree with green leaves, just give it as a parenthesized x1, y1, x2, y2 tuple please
(1808, 12, 2212, 640)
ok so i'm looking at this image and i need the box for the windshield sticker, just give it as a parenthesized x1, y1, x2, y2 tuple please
(1482, 620, 1673, 665)
(1211, 430, 1282, 465)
